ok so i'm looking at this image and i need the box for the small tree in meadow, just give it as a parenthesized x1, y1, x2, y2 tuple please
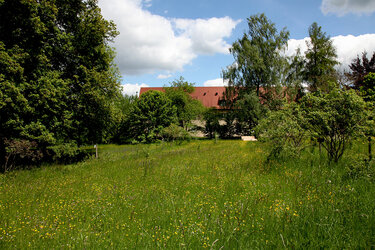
(255, 103, 307, 160)
(128, 90, 176, 143)
(300, 88, 366, 163)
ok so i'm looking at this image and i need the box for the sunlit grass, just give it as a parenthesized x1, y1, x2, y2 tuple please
(0, 140, 374, 248)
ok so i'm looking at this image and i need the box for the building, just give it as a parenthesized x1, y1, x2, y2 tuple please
(139, 86, 228, 109)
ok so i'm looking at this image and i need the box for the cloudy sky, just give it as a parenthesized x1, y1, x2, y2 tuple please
(98, 0, 375, 95)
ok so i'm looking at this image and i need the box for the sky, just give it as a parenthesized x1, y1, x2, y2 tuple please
(98, 0, 375, 96)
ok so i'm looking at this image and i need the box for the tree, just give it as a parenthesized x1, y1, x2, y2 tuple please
(164, 77, 205, 130)
(346, 51, 375, 90)
(0, 0, 121, 168)
(222, 13, 289, 98)
(300, 88, 366, 163)
(255, 103, 307, 160)
(112, 94, 137, 144)
(303, 22, 338, 92)
(128, 90, 176, 143)
(235, 92, 265, 135)
(286, 48, 305, 101)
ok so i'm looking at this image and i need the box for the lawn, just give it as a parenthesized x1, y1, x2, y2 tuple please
(0, 140, 374, 248)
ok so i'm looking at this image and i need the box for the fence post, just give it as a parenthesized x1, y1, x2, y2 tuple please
(94, 145, 98, 159)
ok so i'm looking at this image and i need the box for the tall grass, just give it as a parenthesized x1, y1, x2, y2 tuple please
(0, 140, 374, 248)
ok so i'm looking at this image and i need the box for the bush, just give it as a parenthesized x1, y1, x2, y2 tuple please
(344, 154, 375, 181)
(255, 103, 307, 161)
(161, 124, 191, 142)
(47, 142, 89, 164)
(128, 90, 177, 143)
(203, 109, 222, 138)
(300, 89, 366, 163)
(2, 139, 43, 172)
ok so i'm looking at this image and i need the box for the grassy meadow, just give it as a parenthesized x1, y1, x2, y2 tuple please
(0, 140, 374, 248)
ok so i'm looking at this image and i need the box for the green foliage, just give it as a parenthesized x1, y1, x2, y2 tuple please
(203, 109, 222, 138)
(285, 48, 305, 101)
(161, 124, 191, 142)
(361, 72, 375, 102)
(164, 77, 206, 130)
(234, 91, 265, 135)
(167, 76, 195, 93)
(255, 103, 307, 160)
(300, 88, 366, 163)
(0, 0, 121, 168)
(47, 142, 89, 164)
(222, 13, 289, 97)
(113, 94, 137, 144)
(344, 153, 375, 181)
(303, 22, 338, 92)
(221, 13, 289, 138)
(128, 90, 177, 143)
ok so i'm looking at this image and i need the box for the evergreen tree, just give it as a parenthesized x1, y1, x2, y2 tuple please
(303, 22, 338, 92)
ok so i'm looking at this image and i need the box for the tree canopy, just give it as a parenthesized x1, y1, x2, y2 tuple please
(164, 77, 205, 130)
(128, 90, 177, 143)
(222, 13, 289, 97)
(0, 0, 121, 168)
(303, 22, 338, 92)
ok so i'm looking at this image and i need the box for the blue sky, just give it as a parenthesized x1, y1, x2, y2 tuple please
(98, 0, 375, 95)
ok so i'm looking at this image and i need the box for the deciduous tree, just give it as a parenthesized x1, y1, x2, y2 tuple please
(164, 77, 205, 130)
(0, 0, 121, 168)
(222, 13, 289, 98)
(300, 88, 366, 163)
(128, 90, 176, 143)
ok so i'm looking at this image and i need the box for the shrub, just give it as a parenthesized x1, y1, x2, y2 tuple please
(2, 139, 43, 172)
(300, 88, 366, 163)
(128, 90, 177, 143)
(344, 154, 375, 181)
(47, 142, 89, 164)
(161, 124, 191, 142)
(255, 103, 307, 160)
(203, 109, 222, 139)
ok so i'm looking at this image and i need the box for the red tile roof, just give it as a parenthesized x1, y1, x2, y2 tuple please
(139, 87, 227, 109)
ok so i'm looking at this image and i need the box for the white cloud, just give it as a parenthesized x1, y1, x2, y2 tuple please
(121, 83, 149, 96)
(285, 34, 375, 72)
(203, 78, 229, 86)
(174, 17, 240, 55)
(157, 74, 173, 79)
(321, 0, 375, 15)
(98, 0, 239, 75)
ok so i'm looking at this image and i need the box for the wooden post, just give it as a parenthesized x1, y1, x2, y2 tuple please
(94, 145, 98, 159)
